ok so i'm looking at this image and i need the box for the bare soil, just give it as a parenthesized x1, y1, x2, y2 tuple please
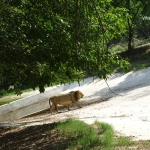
(1, 122, 150, 150)
(0, 123, 75, 150)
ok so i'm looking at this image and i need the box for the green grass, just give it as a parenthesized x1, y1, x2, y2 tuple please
(55, 119, 133, 150)
(0, 97, 22, 106)
(114, 136, 131, 146)
(0, 88, 35, 106)
(0, 87, 37, 106)
(56, 119, 100, 149)
(114, 51, 150, 73)
(0, 87, 38, 99)
(0, 89, 15, 98)
(111, 44, 127, 53)
(128, 52, 150, 71)
(95, 121, 114, 148)
(0, 100, 15, 106)
(133, 39, 150, 47)
(110, 42, 150, 73)
(110, 39, 149, 53)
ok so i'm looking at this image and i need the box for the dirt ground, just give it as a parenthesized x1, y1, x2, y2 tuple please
(1, 120, 150, 150)
(0, 122, 75, 150)
(1, 84, 150, 149)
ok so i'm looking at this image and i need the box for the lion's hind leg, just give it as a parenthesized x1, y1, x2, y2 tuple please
(50, 103, 55, 113)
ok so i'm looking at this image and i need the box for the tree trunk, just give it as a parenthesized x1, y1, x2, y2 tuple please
(127, 18, 133, 57)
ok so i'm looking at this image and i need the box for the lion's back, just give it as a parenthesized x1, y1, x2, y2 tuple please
(51, 93, 73, 102)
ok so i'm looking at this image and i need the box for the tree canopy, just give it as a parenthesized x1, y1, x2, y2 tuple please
(112, 0, 150, 56)
(0, 0, 129, 94)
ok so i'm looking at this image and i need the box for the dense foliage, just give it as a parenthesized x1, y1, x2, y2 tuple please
(0, 0, 129, 93)
(112, 0, 150, 55)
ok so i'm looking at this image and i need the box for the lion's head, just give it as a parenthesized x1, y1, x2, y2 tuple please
(74, 90, 84, 101)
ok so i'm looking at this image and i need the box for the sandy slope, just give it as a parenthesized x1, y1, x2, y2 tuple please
(61, 67, 150, 140)
(1, 67, 150, 141)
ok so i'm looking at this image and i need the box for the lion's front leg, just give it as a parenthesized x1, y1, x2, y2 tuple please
(73, 100, 82, 108)
(67, 104, 71, 111)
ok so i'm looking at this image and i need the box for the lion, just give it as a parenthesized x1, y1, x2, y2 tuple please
(49, 90, 84, 113)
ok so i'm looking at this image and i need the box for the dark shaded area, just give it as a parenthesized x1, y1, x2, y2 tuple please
(0, 123, 75, 150)
(118, 44, 150, 58)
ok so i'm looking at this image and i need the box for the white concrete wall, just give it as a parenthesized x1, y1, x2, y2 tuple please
(0, 84, 69, 121)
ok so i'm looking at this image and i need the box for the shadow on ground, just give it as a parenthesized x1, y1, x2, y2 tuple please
(0, 123, 76, 150)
